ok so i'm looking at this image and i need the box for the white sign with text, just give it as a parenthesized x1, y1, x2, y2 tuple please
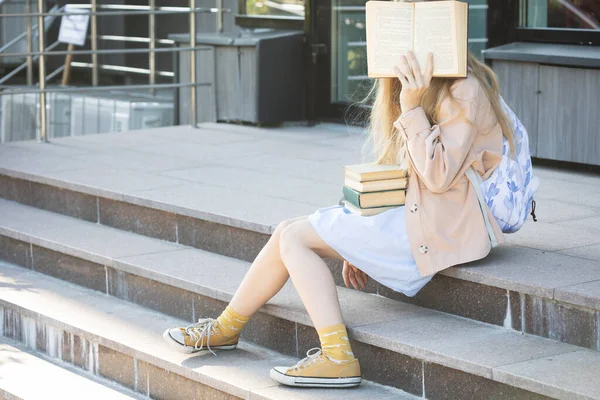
(58, 5, 90, 46)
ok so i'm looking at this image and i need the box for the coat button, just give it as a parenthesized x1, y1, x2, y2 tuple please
(419, 245, 428, 255)
(410, 204, 418, 213)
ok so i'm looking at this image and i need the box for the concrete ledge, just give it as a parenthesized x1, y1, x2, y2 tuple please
(3, 173, 600, 310)
(484, 42, 600, 69)
(0, 242, 599, 397)
(0, 337, 142, 400)
(0, 262, 415, 400)
(1, 198, 599, 351)
(0, 170, 275, 235)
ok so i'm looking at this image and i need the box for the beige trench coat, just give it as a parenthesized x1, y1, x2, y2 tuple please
(393, 74, 505, 277)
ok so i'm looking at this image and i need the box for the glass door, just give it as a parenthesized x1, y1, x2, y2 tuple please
(313, 0, 492, 123)
(330, 0, 370, 105)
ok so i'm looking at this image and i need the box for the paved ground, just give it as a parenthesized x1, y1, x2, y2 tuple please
(1, 122, 600, 262)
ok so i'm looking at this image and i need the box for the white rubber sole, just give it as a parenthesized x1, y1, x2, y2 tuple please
(269, 367, 361, 388)
(162, 329, 238, 354)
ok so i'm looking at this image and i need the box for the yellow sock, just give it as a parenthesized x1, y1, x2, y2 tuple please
(216, 306, 249, 337)
(318, 324, 355, 363)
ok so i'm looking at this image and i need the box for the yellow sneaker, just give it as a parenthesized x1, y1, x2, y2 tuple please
(270, 348, 361, 388)
(162, 318, 238, 354)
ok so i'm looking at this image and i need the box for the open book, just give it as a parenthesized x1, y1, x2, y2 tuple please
(366, 0, 468, 78)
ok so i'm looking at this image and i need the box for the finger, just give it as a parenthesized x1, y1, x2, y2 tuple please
(351, 266, 365, 288)
(343, 272, 350, 288)
(356, 271, 367, 289)
(424, 53, 434, 84)
(397, 56, 415, 85)
(350, 265, 365, 289)
(407, 51, 423, 86)
(392, 65, 409, 87)
(356, 272, 366, 289)
(358, 270, 367, 288)
(350, 272, 360, 290)
(349, 270, 360, 291)
(342, 264, 350, 288)
(360, 271, 369, 288)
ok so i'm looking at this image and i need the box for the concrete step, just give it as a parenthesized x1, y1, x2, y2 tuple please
(0, 204, 599, 398)
(1, 197, 599, 352)
(3, 134, 600, 350)
(0, 337, 142, 400)
(0, 261, 415, 400)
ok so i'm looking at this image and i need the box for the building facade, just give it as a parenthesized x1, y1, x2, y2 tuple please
(235, 0, 600, 165)
(235, 0, 599, 122)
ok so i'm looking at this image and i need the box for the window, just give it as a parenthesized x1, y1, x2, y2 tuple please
(330, 0, 369, 104)
(489, 1, 600, 47)
(521, 0, 600, 31)
(244, 0, 305, 18)
(236, 0, 305, 29)
(330, 0, 490, 104)
(505, 0, 600, 45)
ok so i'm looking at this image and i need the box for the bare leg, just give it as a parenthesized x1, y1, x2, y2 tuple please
(164, 216, 352, 364)
(229, 215, 308, 317)
(268, 224, 360, 389)
(279, 220, 345, 330)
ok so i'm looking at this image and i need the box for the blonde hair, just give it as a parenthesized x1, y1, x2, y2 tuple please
(364, 52, 514, 167)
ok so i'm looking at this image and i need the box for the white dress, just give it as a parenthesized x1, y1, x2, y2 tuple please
(308, 204, 434, 297)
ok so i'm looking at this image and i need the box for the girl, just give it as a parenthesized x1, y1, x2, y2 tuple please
(163, 43, 513, 388)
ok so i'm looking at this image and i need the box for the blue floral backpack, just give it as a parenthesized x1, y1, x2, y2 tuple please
(467, 96, 540, 246)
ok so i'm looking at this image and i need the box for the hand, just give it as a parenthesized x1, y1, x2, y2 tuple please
(342, 260, 369, 291)
(393, 51, 434, 114)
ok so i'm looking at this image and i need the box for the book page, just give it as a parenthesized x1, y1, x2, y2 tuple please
(366, 2, 414, 77)
(414, 2, 458, 76)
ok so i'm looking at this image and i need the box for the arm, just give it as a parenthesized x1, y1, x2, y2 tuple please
(394, 79, 481, 193)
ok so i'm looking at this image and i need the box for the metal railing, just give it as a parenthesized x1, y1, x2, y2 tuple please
(0, 1, 231, 142)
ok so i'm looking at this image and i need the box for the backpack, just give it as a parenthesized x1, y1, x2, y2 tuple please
(467, 96, 540, 245)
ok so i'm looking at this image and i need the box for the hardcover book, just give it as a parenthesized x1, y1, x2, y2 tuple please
(344, 163, 408, 182)
(343, 201, 398, 216)
(343, 186, 406, 208)
(365, 0, 468, 78)
(345, 176, 408, 193)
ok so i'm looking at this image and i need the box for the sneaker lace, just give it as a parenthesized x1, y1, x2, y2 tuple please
(185, 318, 219, 356)
(292, 348, 324, 371)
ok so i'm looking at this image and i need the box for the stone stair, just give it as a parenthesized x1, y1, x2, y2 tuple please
(0, 199, 599, 399)
(0, 337, 143, 400)
(0, 261, 412, 400)
(1, 157, 600, 352)
(1, 125, 600, 399)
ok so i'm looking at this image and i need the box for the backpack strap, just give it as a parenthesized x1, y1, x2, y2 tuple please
(530, 199, 538, 222)
(466, 167, 499, 248)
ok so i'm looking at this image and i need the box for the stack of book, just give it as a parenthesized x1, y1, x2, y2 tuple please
(342, 164, 408, 216)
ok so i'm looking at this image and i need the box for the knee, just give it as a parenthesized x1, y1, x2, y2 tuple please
(279, 222, 306, 265)
(272, 219, 295, 241)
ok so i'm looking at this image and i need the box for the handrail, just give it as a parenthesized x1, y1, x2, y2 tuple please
(70, 62, 175, 78)
(0, 7, 231, 18)
(149, 0, 156, 95)
(0, 82, 210, 95)
(91, 0, 98, 86)
(0, 41, 61, 85)
(95, 35, 175, 45)
(190, 0, 197, 127)
(37, 0, 47, 142)
(0, 4, 59, 53)
(45, 64, 65, 82)
(0, 45, 212, 58)
(25, 0, 33, 84)
(0, 0, 228, 142)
